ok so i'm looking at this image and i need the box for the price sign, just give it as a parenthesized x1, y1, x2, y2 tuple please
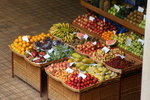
(116, 54, 125, 59)
(26, 50, 32, 55)
(103, 18, 106, 25)
(92, 41, 97, 45)
(113, 31, 116, 35)
(66, 68, 74, 73)
(44, 54, 50, 59)
(114, 4, 120, 12)
(126, 38, 132, 46)
(78, 73, 86, 79)
(83, 34, 89, 40)
(33, 57, 40, 61)
(138, 6, 144, 13)
(102, 47, 110, 53)
(89, 16, 95, 21)
(48, 48, 54, 53)
(69, 62, 75, 66)
(22, 36, 29, 42)
(138, 39, 144, 45)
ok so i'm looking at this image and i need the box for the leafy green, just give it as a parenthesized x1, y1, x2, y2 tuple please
(48, 45, 74, 60)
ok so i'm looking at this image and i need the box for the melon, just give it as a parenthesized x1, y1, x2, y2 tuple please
(106, 40, 117, 46)
(77, 32, 85, 39)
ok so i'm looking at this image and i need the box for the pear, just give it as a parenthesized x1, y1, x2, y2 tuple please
(102, 67, 108, 73)
(105, 75, 111, 80)
(68, 59, 74, 63)
(97, 67, 103, 72)
(72, 53, 82, 59)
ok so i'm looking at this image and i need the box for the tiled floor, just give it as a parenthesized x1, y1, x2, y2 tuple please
(0, 0, 84, 100)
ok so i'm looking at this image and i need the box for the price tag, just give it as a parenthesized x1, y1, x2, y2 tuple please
(44, 54, 50, 59)
(73, 32, 77, 34)
(143, 14, 146, 20)
(113, 31, 116, 35)
(83, 34, 89, 40)
(138, 39, 144, 45)
(103, 18, 106, 25)
(110, 72, 115, 77)
(33, 57, 40, 61)
(92, 41, 97, 45)
(22, 36, 29, 42)
(114, 4, 120, 12)
(65, 68, 74, 73)
(26, 50, 32, 55)
(102, 47, 110, 53)
(69, 62, 75, 66)
(89, 16, 95, 21)
(138, 6, 144, 13)
(116, 54, 125, 59)
(48, 48, 54, 53)
(126, 38, 132, 46)
(78, 73, 86, 79)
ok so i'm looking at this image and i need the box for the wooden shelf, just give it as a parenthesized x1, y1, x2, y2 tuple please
(80, 0, 145, 35)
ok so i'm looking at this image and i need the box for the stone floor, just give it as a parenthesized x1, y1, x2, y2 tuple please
(0, 0, 84, 100)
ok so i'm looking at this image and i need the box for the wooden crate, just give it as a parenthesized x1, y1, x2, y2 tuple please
(47, 75, 120, 100)
(12, 52, 42, 97)
(121, 71, 141, 100)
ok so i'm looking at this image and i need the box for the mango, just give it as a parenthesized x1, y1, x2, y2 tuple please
(72, 53, 82, 58)
(82, 58, 94, 64)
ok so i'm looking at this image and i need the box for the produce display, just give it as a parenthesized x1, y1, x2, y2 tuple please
(49, 23, 78, 42)
(24, 37, 75, 64)
(115, 7, 132, 19)
(10, 33, 54, 55)
(45, 52, 119, 90)
(91, 48, 125, 62)
(65, 73, 98, 89)
(76, 41, 106, 56)
(124, 10, 144, 26)
(112, 32, 144, 58)
(105, 56, 133, 69)
(139, 19, 146, 29)
(108, 5, 123, 16)
(69, 53, 95, 71)
(86, 63, 118, 81)
(73, 13, 118, 36)
(68, 32, 99, 46)
(46, 61, 79, 81)
(101, 31, 115, 40)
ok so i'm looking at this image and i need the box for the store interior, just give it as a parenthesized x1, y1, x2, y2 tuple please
(0, 0, 148, 100)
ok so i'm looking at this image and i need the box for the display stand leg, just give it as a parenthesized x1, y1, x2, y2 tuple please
(47, 75, 49, 100)
(12, 52, 14, 78)
(40, 68, 42, 97)
(119, 78, 122, 100)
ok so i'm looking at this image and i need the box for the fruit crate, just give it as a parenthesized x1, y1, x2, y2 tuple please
(104, 52, 142, 74)
(12, 52, 43, 97)
(47, 75, 120, 100)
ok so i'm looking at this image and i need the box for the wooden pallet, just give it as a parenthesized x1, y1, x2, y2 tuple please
(47, 75, 120, 100)
(12, 52, 42, 97)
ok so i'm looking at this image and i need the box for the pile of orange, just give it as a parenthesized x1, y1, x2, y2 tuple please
(10, 33, 55, 55)
(101, 31, 114, 40)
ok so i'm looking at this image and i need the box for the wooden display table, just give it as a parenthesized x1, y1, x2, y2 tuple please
(121, 70, 141, 100)
(47, 75, 120, 100)
(12, 52, 43, 97)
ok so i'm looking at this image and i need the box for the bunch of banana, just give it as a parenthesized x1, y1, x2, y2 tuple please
(49, 23, 78, 42)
